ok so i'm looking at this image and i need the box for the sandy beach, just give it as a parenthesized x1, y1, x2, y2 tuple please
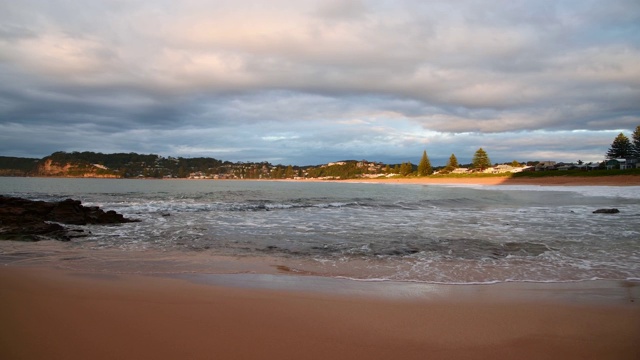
(340, 174, 640, 186)
(1, 266, 639, 360)
(2, 176, 640, 359)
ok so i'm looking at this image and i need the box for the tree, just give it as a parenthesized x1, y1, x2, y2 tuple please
(400, 162, 413, 176)
(447, 154, 459, 169)
(440, 154, 458, 174)
(472, 148, 491, 171)
(285, 165, 294, 178)
(632, 125, 640, 158)
(511, 160, 520, 167)
(606, 132, 632, 159)
(417, 150, 432, 176)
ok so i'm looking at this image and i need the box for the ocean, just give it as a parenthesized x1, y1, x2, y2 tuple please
(1, 177, 639, 284)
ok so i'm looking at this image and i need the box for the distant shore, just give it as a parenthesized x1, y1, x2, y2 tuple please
(4, 174, 640, 186)
(339, 174, 640, 186)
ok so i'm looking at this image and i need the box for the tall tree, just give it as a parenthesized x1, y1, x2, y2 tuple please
(606, 132, 632, 159)
(446, 154, 458, 169)
(285, 165, 294, 178)
(417, 150, 432, 176)
(472, 148, 491, 171)
(440, 154, 458, 174)
(631, 125, 640, 158)
(400, 162, 413, 176)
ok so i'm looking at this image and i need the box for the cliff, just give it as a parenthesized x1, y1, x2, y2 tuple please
(37, 159, 119, 178)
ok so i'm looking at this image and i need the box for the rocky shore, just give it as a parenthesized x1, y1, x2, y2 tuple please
(0, 195, 138, 241)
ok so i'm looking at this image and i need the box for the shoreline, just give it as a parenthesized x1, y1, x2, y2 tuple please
(1, 265, 640, 360)
(338, 174, 640, 186)
(6, 174, 640, 186)
(2, 176, 640, 358)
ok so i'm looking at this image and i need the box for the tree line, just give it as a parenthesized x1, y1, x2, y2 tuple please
(411, 147, 492, 176)
(606, 125, 640, 159)
(2, 126, 639, 179)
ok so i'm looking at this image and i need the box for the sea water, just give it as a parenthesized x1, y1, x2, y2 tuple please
(1, 177, 639, 284)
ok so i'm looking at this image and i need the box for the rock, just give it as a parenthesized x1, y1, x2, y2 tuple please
(47, 198, 86, 225)
(0, 195, 139, 241)
(593, 208, 620, 214)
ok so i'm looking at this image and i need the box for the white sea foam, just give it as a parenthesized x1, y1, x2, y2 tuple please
(1, 178, 639, 284)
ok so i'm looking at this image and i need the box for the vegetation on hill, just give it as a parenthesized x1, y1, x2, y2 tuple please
(1, 140, 639, 180)
(0, 156, 39, 176)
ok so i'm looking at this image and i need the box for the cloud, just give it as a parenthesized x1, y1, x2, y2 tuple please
(0, 0, 638, 164)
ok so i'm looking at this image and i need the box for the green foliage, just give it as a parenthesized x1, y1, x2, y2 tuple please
(632, 125, 640, 158)
(285, 165, 295, 178)
(472, 148, 491, 171)
(399, 162, 414, 176)
(32, 151, 233, 178)
(448, 154, 459, 169)
(0, 156, 38, 176)
(417, 150, 432, 176)
(440, 154, 459, 174)
(606, 133, 632, 159)
(305, 162, 364, 179)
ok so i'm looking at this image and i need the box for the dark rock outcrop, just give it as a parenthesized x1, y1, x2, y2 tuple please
(0, 195, 138, 241)
(593, 208, 620, 214)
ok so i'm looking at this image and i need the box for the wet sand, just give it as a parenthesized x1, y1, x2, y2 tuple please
(1, 266, 639, 360)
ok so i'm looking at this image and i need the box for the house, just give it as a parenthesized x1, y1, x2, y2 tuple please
(493, 165, 515, 173)
(555, 162, 575, 171)
(535, 161, 556, 171)
(605, 158, 638, 170)
(587, 163, 601, 171)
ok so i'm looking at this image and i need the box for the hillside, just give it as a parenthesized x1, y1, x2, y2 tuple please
(0, 151, 256, 179)
(0, 156, 39, 176)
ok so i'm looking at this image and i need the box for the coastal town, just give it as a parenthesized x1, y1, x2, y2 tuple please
(0, 151, 638, 180)
(1, 126, 639, 180)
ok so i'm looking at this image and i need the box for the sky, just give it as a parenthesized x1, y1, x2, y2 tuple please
(0, 0, 639, 166)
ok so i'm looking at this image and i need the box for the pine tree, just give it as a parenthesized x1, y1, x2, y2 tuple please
(285, 165, 294, 178)
(472, 148, 491, 171)
(606, 133, 632, 159)
(446, 154, 458, 170)
(417, 150, 432, 176)
(631, 125, 640, 158)
(400, 162, 413, 176)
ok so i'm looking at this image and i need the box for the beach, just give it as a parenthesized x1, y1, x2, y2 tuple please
(1, 266, 639, 360)
(340, 174, 640, 186)
(1, 176, 640, 359)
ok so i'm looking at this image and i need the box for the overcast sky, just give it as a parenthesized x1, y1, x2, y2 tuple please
(1, 0, 638, 166)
